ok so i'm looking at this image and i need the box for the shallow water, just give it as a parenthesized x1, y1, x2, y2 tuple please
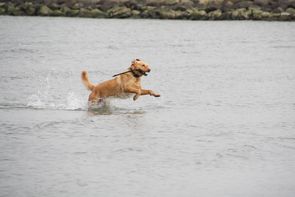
(0, 16, 295, 197)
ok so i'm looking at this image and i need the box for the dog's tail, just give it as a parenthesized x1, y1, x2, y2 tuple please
(81, 71, 95, 91)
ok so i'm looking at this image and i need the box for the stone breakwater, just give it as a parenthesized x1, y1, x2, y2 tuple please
(0, 0, 295, 20)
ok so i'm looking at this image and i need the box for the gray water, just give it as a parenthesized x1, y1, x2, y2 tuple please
(0, 16, 295, 197)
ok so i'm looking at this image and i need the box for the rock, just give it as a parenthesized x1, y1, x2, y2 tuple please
(198, 0, 223, 6)
(72, 3, 83, 10)
(155, 8, 184, 19)
(273, 7, 284, 13)
(198, 0, 209, 6)
(7, 3, 22, 16)
(6, 3, 15, 15)
(269, 12, 282, 20)
(146, 0, 180, 6)
(140, 6, 157, 18)
(175, 0, 194, 6)
(0, 0, 293, 21)
(0, 7, 5, 15)
(208, 9, 222, 20)
(268, 0, 280, 10)
(0, 2, 5, 8)
(39, 5, 52, 16)
(231, 9, 240, 19)
(189, 8, 207, 20)
(65, 0, 77, 8)
(90, 8, 105, 18)
(0, 3, 5, 15)
(172, 0, 192, 8)
(171, 10, 186, 19)
(123, 1, 145, 11)
(61, 7, 79, 16)
(251, 7, 277, 20)
(51, 9, 64, 16)
(206, 1, 224, 12)
(220, 0, 234, 12)
(107, 6, 132, 18)
(198, 0, 224, 12)
(280, 11, 292, 20)
(79, 8, 92, 17)
(49, 3, 62, 10)
(250, 7, 264, 19)
(286, 7, 295, 15)
(261, 11, 271, 19)
(278, 0, 295, 9)
(172, 3, 194, 12)
(248, 8, 272, 20)
(219, 10, 229, 19)
(70, 9, 80, 16)
(22, 2, 36, 16)
(61, 6, 70, 15)
(231, 8, 251, 20)
(233, 1, 254, 9)
(131, 10, 141, 18)
(254, 0, 270, 6)
(255, 0, 277, 11)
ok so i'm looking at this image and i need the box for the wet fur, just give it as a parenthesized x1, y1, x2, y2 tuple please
(81, 59, 160, 103)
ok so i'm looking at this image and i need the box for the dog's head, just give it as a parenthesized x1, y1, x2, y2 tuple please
(130, 59, 151, 77)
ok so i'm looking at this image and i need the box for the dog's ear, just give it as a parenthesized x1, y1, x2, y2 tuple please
(131, 60, 136, 69)
(132, 59, 141, 65)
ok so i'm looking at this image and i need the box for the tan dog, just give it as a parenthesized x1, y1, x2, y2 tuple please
(81, 59, 160, 103)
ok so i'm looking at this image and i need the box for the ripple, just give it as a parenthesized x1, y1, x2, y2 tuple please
(273, 45, 295, 49)
(0, 102, 85, 111)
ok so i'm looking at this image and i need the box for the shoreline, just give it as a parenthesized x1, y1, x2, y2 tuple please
(0, 1, 294, 21)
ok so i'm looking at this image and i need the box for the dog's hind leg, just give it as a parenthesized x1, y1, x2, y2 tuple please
(88, 93, 106, 108)
(88, 92, 97, 101)
(88, 91, 105, 103)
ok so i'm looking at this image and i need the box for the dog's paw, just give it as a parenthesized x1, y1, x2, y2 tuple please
(150, 91, 160, 97)
(151, 92, 160, 97)
(133, 94, 139, 101)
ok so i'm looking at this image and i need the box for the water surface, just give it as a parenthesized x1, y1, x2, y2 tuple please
(0, 16, 295, 197)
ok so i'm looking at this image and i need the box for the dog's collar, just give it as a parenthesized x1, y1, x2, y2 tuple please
(130, 68, 145, 78)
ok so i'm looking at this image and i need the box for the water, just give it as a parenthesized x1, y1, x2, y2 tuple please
(1, 16, 295, 197)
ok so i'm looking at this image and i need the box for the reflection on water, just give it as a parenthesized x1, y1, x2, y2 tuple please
(87, 99, 112, 115)
(86, 99, 147, 116)
(0, 16, 295, 197)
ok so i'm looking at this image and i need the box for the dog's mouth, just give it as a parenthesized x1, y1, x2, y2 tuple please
(138, 69, 149, 76)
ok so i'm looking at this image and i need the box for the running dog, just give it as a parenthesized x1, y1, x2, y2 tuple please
(81, 59, 160, 103)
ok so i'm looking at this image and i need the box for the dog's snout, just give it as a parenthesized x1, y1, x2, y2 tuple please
(147, 68, 151, 72)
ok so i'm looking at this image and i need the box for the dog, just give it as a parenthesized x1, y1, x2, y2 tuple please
(81, 59, 160, 103)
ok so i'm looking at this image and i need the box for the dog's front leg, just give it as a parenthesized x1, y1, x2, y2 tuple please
(141, 89, 161, 97)
(125, 87, 141, 101)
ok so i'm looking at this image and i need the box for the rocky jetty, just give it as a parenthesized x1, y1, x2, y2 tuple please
(0, 0, 294, 20)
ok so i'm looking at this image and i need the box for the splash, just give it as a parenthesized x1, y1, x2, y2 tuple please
(27, 75, 52, 109)
(27, 91, 86, 111)
(87, 99, 113, 115)
(66, 92, 86, 110)
(26, 72, 87, 111)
